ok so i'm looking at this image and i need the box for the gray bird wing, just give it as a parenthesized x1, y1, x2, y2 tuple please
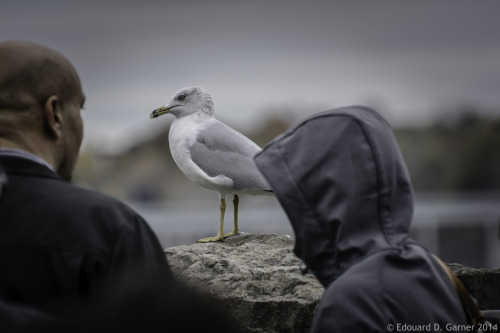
(189, 121, 271, 191)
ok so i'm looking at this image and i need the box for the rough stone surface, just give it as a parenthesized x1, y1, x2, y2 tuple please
(164, 233, 324, 333)
(165, 233, 500, 332)
(449, 263, 500, 310)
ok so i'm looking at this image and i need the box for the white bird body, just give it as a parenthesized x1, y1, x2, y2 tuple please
(168, 114, 234, 194)
(151, 86, 272, 242)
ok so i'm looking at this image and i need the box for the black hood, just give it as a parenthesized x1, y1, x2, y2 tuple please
(255, 106, 414, 287)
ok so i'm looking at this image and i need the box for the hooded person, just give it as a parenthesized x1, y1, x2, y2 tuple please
(254, 106, 469, 332)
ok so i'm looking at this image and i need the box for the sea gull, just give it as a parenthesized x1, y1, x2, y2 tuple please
(150, 86, 272, 242)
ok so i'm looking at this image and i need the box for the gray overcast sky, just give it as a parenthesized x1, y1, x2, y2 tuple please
(2, 0, 500, 152)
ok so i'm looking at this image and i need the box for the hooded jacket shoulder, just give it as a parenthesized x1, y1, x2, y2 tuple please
(255, 106, 468, 331)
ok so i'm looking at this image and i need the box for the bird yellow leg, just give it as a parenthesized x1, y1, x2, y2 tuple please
(197, 197, 227, 243)
(224, 195, 239, 237)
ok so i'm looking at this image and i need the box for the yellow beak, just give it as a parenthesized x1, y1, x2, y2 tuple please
(150, 105, 173, 119)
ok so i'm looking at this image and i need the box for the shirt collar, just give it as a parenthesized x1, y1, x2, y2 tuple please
(0, 148, 56, 172)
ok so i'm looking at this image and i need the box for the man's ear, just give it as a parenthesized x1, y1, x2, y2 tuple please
(43, 95, 63, 139)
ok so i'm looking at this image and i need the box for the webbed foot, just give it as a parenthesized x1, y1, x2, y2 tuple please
(197, 230, 239, 243)
(197, 233, 226, 243)
(224, 229, 239, 238)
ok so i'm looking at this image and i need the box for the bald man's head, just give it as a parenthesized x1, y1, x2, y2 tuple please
(0, 41, 85, 181)
(0, 40, 83, 112)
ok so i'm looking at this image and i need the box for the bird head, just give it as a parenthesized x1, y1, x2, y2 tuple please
(150, 86, 214, 119)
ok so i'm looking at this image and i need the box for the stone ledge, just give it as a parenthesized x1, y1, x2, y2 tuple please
(165, 233, 323, 333)
(165, 233, 500, 333)
(448, 263, 500, 309)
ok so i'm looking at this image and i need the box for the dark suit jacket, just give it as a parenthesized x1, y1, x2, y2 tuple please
(0, 156, 171, 313)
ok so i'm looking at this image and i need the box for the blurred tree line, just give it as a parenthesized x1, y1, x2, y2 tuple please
(395, 110, 500, 192)
(74, 108, 500, 202)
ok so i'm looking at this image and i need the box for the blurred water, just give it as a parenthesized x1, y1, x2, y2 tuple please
(412, 192, 500, 269)
(129, 196, 293, 248)
(130, 192, 500, 269)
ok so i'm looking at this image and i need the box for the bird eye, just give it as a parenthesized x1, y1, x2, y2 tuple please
(178, 94, 186, 101)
